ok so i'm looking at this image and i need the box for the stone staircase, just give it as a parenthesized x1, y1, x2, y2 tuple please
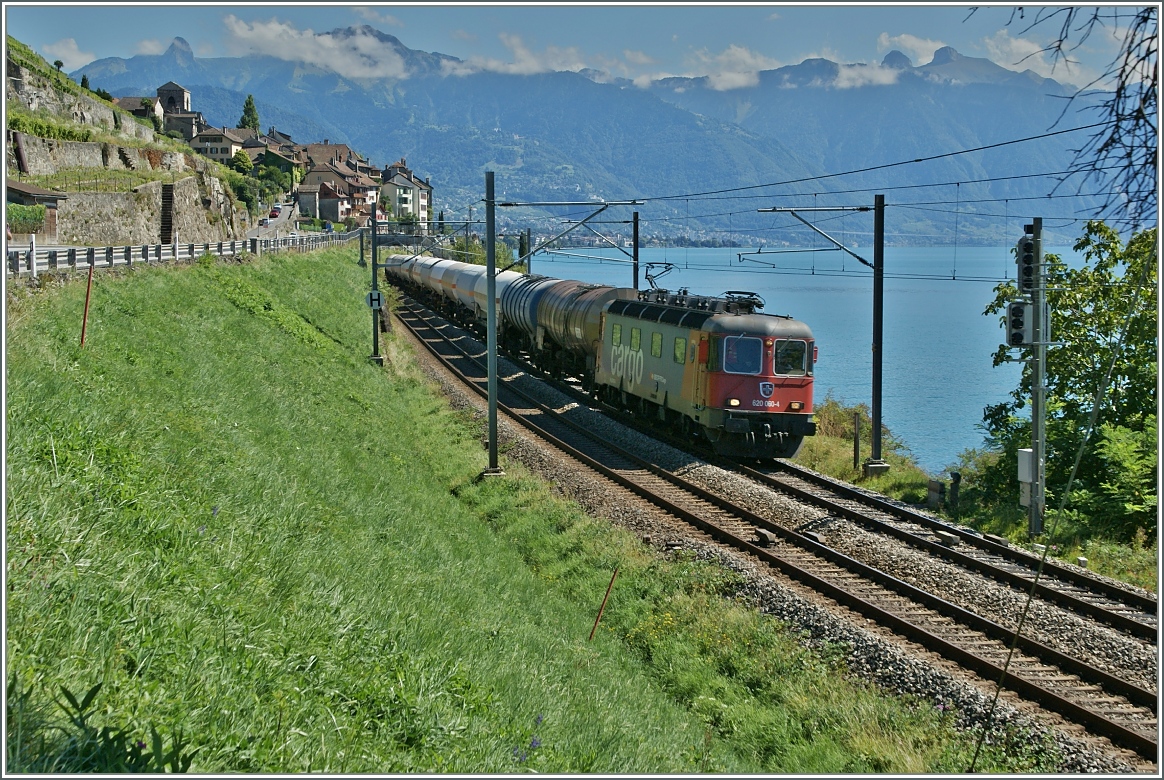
(160, 183, 174, 243)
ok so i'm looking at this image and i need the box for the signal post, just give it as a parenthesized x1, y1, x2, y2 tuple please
(1008, 218, 1046, 537)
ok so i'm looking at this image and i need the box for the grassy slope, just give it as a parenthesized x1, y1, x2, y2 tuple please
(6, 248, 1055, 772)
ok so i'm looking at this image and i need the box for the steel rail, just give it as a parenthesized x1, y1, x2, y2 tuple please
(764, 459, 1159, 615)
(721, 462, 1158, 641)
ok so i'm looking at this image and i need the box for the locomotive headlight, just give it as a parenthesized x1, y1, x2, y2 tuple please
(728, 398, 741, 407)
(788, 402, 804, 411)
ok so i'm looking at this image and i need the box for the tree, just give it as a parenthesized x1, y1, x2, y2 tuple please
(53, 59, 63, 74)
(974, 7, 1158, 229)
(80, 74, 89, 90)
(449, 235, 514, 267)
(437, 210, 445, 234)
(237, 94, 260, 132)
(976, 221, 1157, 541)
(231, 149, 254, 175)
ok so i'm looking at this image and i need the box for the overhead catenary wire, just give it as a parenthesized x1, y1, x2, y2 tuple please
(643, 121, 1112, 202)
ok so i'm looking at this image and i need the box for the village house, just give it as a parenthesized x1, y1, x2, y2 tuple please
(190, 126, 250, 166)
(6, 180, 66, 240)
(296, 184, 321, 219)
(301, 160, 379, 213)
(316, 181, 353, 224)
(111, 95, 164, 124)
(381, 158, 432, 234)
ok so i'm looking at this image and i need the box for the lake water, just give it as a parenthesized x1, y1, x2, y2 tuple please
(523, 244, 1083, 475)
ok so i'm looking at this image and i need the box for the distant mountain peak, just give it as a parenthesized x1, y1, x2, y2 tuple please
(329, 24, 401, 45)
(164, 37, 194, 66)
(881, 50, 913, 69)
(928, 46, 962, 66)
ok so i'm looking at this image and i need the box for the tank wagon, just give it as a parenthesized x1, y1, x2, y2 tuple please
(383, 254, 816, 458)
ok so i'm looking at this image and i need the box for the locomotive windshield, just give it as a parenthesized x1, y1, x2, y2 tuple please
(721, 335, 763, 375)
(773, 339, 809, 376)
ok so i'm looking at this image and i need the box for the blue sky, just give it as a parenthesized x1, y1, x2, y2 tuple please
(5, 3, 1129, 90)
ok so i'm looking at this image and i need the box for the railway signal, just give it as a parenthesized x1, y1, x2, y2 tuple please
(1016, 234, 1038, 293)
(1020, 220, 1045, 536)
(1006, 301, 1032, 346)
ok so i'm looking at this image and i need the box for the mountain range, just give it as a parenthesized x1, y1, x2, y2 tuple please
(72, 28, 1107, 245)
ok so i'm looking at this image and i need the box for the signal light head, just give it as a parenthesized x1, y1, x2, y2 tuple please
(1006, 301, 1032, 346)
(1015, 236, 1038, 292)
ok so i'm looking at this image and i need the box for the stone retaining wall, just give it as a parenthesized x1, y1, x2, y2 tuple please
(56, 174, 244, 246)
(12, 135, 201, 176)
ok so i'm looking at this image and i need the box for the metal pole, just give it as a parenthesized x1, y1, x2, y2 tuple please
(80, 262, 93, 347)
(526, 227, 532, 275)
(371, 215, 383, 364)
(483, 172, 503, 476)
(853, 411, 860, 471)
(866, 194, 887, 475)
(1030, 217, 1045, 536)
(632, 211, 640, 289)
(589, 567, 620, 641)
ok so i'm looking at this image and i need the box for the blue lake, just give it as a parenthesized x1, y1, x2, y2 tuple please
(523, 244, 1083, 475)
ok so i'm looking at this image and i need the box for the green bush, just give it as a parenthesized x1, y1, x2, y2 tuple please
(7, 111, 94, 143)
(7, 203, 46, 233)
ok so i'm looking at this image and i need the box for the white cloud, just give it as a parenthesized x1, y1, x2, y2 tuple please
(877, 32, 945, 65)
(629, 70, 682, 88)
(451, 29, 477, 42)
(833, 63, 901, 88)
(442, 33, 588, 76)
(982, 29, 1052, 73)
(767, 12, 780, 21)
(42, 38, 95, 70)
(688, 44, 782, 91)
(708, 70, 760, 90)
(352, 7, 403, 27)
(223, 15, 408, 80)
(980, 28, 1102, 86)
(134, 39, 167, 56)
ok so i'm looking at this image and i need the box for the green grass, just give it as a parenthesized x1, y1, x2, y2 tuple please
(796, 394, 932, 500)
(6, 249, 1061, 772)
(13, 166, 197, 195)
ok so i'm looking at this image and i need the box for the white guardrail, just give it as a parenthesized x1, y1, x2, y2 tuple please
(5, 229, 363, 278)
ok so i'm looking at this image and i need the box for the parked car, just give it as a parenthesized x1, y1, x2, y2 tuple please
(269, 209, 279, 218)
(287, 231, 298, 239)
(259, 218, 269, 227)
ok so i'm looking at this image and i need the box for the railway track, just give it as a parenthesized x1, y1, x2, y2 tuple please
(393, 294, 1159, 761)
(748, 460, 1157, 631)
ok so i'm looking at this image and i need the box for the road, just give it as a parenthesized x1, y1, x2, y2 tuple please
(247, 201, 298, 239)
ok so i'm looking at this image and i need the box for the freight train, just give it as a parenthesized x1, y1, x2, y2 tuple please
(383, 254, 816, 459)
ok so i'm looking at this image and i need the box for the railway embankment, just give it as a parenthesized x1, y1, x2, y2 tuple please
(5, 249, 1140, 773)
